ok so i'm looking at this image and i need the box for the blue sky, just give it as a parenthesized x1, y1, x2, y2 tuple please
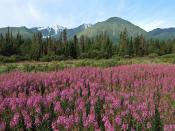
(0, 0, 175, 31)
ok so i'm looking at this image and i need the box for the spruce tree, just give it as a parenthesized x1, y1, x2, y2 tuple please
(119, 28, 128, 56)
(80, 35, 85, 53)
(30, 33, 43, 60)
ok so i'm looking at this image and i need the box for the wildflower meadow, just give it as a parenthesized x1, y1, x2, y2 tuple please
(0, 64, 175, 131)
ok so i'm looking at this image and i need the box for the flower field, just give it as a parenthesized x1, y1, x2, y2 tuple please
(0, 64, 175, 131)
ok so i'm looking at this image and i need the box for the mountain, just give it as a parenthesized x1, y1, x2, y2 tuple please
(0, 17, 175, 41)
(149, 28, 175, 40)
(0, 26, 33, 38)
(0, 24, 90, 39)
(30, 25, 65, 38)
(62, 24, 92, 38)
(0, 17, 147, 41)
(78, 17, 148, 42)
(30, 24, 91, 39)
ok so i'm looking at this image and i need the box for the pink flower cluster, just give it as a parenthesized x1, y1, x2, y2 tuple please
(0, 64, 175, 130)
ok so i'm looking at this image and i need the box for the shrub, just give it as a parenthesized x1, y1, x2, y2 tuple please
(0, 55, 29, 63)
(23, 64, 37, 72)
(79, 53, 89, 59)
(82, 50, 107, 59)
(123, 55, 132, 59)
(5, 64, 17, 72)
(40, 55, 73, 62)
(0, 55, 16, 63)
(148, 53, 158, 58)
(159, 53, 175, 59)
(40, 55, 52, 62)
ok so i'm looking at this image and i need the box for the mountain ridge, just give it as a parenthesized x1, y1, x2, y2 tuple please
(0, 17, 175, 41)
(149, 27, 175, 40)
(77, 17, 148, 42)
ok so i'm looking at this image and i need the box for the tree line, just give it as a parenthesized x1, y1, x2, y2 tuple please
(0, 27, 175, 62)
(118, 28, 175, 57)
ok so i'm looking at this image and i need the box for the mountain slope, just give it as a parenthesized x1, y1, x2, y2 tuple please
(149, 28, 175, 40)
(64, 24, 92, 38)
(1, 17, 175, 41)
(78, 17, 148, 42)
(30, 24, 91, 39)
(30, 25, 65, 38)
(0, 26, 33, 38)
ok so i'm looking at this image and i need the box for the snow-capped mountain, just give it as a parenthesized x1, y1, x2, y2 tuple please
(36, 25, 65, 33)
(83, 24, 92, 29)
(2, 17, 175, 41)
(30, 25, 66, 38)
(31, 24, 92, 38)
(52, 25, 65, 34)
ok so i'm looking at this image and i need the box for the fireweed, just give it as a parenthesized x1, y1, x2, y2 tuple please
(0, 64, 175, 130)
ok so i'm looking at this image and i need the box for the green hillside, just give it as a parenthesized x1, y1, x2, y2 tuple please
(78, 17, 148, 43)
(149, 28, 175, 40)
(0, 17, 175, 41)
(0, 26, 33, 38)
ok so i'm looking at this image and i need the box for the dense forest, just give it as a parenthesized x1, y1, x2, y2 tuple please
(0, 27, 175, 62)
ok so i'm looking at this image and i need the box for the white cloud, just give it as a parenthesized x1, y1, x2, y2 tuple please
(0, 0, 64, 27)
(116, 0, 127, 14)
(134, 17, 175, 31)
(28, 3, 42, 21)
(136, 20, 165, 31)
(0, 0, 174, 30)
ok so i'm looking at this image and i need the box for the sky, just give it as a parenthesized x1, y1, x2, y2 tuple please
(0, 0, 175, 31)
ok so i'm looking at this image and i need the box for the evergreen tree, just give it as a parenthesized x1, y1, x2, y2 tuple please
(128, 37, 134, 56)
(80, 35, 85, 53)
(0, 34, 4, 55)
(3, 27, 13, 56)
(57, 32, 64, 55)
(62, 29, 69, 57)
(15, 32, 23, 55)
(104, 36, 113, 58)
(70, 35, 78, 59)
(134, 35, 140, 56)
(119, 28, 128, 56)
(30, 32, 43, 60)
(47, 34, 55, 55)
(138, 34, 145, 56)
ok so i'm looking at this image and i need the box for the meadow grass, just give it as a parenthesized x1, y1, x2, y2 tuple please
(0, 54, 175, 73)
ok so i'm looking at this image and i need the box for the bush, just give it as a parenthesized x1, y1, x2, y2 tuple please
(74, 60, 92, 67)
(40, 55, 52, 62)
(148, 53, 158, 58)
(0, 55, 29, 63)
(159, 53, 175, 59)
(0, 55, 16, 63)
(112, 55, 121, 60)
(40, 55, 70, 62)
(11, 55, 29, 61)
(5, 64, 17, 72)
(23, 64, 37, 72)
(80, 50, 107, 59)
(79, 53, 89, 59)
(99, 60, 118, 68)
(123, 55, 132, 58)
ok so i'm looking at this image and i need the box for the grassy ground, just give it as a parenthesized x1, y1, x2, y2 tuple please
(0, 54, 175, 73)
